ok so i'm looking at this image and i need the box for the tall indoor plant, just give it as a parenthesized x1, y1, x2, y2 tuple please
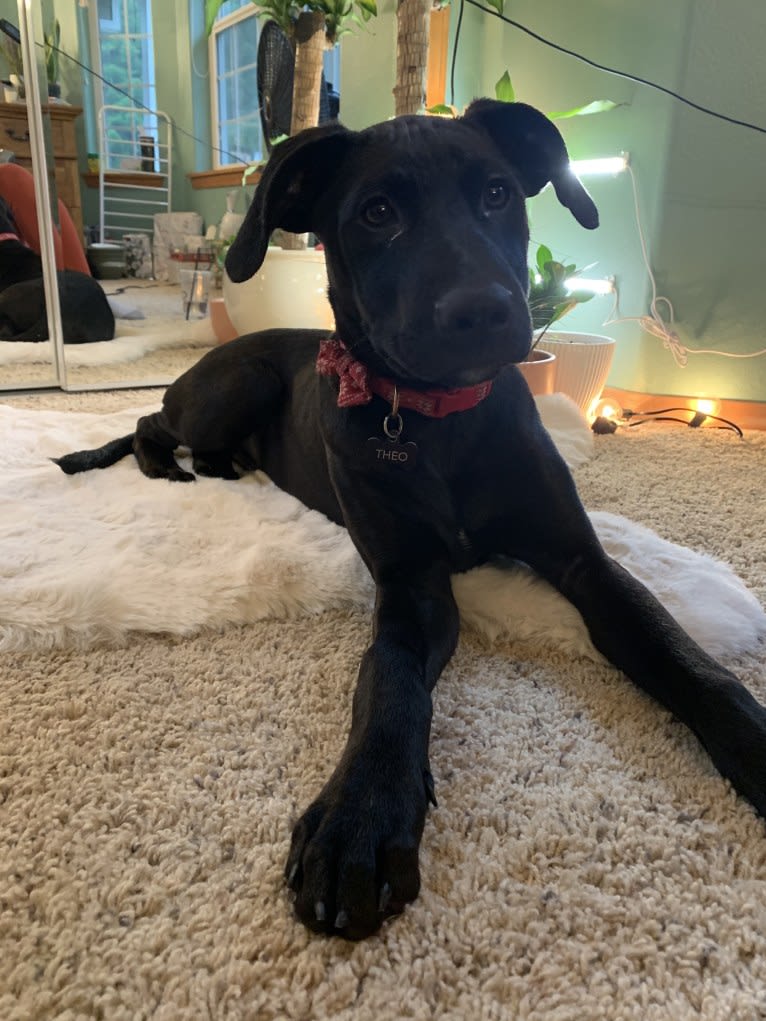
(208, 0, 376, 333)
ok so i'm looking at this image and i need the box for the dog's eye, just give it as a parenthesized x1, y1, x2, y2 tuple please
(483, 179, 510, 211)
(361, 197, 396, 228)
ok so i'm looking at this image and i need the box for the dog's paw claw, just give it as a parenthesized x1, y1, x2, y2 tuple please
(424, 769, 438, 808)
(334, 909, 349, 930)
(315, 901, 326, 923)
(378, 882, 392, 914)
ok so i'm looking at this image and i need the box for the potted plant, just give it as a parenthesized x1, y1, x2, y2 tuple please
(206, 0, 375, 335)
(1, 33, 24, 102)
(44, 19, 61, 100)
(524, 243, 616, 411)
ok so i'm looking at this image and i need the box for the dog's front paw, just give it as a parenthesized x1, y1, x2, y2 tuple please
(285, 760, 435, 940)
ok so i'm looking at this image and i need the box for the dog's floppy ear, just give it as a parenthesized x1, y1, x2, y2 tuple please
(463, 99, 599, 230)
(225, 122, 354, 283)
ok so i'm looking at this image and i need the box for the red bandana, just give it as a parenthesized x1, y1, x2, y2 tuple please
(316, 337, 493, 419)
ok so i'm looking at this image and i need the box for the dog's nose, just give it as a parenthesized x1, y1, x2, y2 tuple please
(434, 284, 514, 337)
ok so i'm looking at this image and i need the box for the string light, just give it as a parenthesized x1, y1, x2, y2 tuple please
(588, 397, 743, 438)
(589, 396, 623, 422)
(693, 397, 721, 417)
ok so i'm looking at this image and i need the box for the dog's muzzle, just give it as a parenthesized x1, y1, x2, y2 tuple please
(434, 283, 514, 337)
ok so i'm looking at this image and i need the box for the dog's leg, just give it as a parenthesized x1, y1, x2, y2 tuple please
(191, 450, 240, 479)
(133, 414, 196, 482)
(131, 347, 285, 482)
(286, 557, 459, 940)
(556, 547, 766, 815)
(511, 450, 766, 818)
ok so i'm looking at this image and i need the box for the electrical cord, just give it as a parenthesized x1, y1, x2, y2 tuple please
(601, 165, 766, 367)
(596, 405, 744, 438)
(461, 0, 766, 136)
(449, 0, 465, 107)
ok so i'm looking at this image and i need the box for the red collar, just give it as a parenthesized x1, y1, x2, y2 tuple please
(316, 337, 493, 419)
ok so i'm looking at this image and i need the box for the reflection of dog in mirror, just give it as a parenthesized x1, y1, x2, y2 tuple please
(55, 101, 766, 941)
(0, 197, 114, 343)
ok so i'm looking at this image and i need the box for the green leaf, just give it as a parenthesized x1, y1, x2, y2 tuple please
(484, 0, 504, 12)
(535, 244, 553, 274)
(494, 70, 515, 104)
(356, 0, 377, 14)
(549, 300, 578, 324)
(205, 0, 226, 36)
(241, 164, 261, 185)
(550, 262, 568, 286)
(427, 103, 456, 116)
(548, 100, 619, 119)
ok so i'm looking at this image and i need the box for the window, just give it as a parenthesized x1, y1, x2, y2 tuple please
(208, 2, 341, 170)
(92, 0, 159, 170)
(209, 0, 261, 169)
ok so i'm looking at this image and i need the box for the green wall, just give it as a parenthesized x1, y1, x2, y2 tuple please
(646, 0, 766, 402)
(338, 0, 397, 129)
(446, 0, 766, 403)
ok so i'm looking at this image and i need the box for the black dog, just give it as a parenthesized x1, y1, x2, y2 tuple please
(56, 101, 766, 940)
(0, 197, 115, 343)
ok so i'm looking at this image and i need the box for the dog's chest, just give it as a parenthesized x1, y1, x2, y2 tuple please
(367, 449, 494, 571)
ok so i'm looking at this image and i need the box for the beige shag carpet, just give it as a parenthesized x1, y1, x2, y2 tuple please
(1, 386, 766, 1021)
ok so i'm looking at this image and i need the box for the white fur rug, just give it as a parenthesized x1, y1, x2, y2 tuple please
(0, 395, 763, 656)
(0, 283, 215, 368)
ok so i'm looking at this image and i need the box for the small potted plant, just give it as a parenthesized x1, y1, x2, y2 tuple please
(44, 19, 62, 100)
(523, 243, 615, 411)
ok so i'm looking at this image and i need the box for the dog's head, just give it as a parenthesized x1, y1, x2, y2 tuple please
(226, 101, 598, 387)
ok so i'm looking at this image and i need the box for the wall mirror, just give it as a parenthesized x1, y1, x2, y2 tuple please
(0, 0, 236, 393)
(0, 0, 441, 394)
(0, 0, 61, 391)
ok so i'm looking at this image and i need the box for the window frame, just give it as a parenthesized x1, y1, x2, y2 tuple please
(97, 0, 121, 34)
(208, 2, 262, 172)
(87, 0, 158, 169)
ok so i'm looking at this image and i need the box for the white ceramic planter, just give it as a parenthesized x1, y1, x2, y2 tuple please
(534, 330, 616, 414)
(223, 247, 335, 335)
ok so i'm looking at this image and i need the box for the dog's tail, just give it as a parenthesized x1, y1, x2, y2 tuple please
(53, 434, 135, 474)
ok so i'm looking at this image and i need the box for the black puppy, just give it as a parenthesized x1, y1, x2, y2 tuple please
(0, 197, 115, 343)
(56, 101, 766, 940)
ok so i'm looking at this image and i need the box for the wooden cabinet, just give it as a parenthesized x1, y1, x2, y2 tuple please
(0, 102, 84, 240)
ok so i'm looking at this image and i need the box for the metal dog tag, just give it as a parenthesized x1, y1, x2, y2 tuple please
(367, 436, 418, 469)
(367, 393, 418, 469)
